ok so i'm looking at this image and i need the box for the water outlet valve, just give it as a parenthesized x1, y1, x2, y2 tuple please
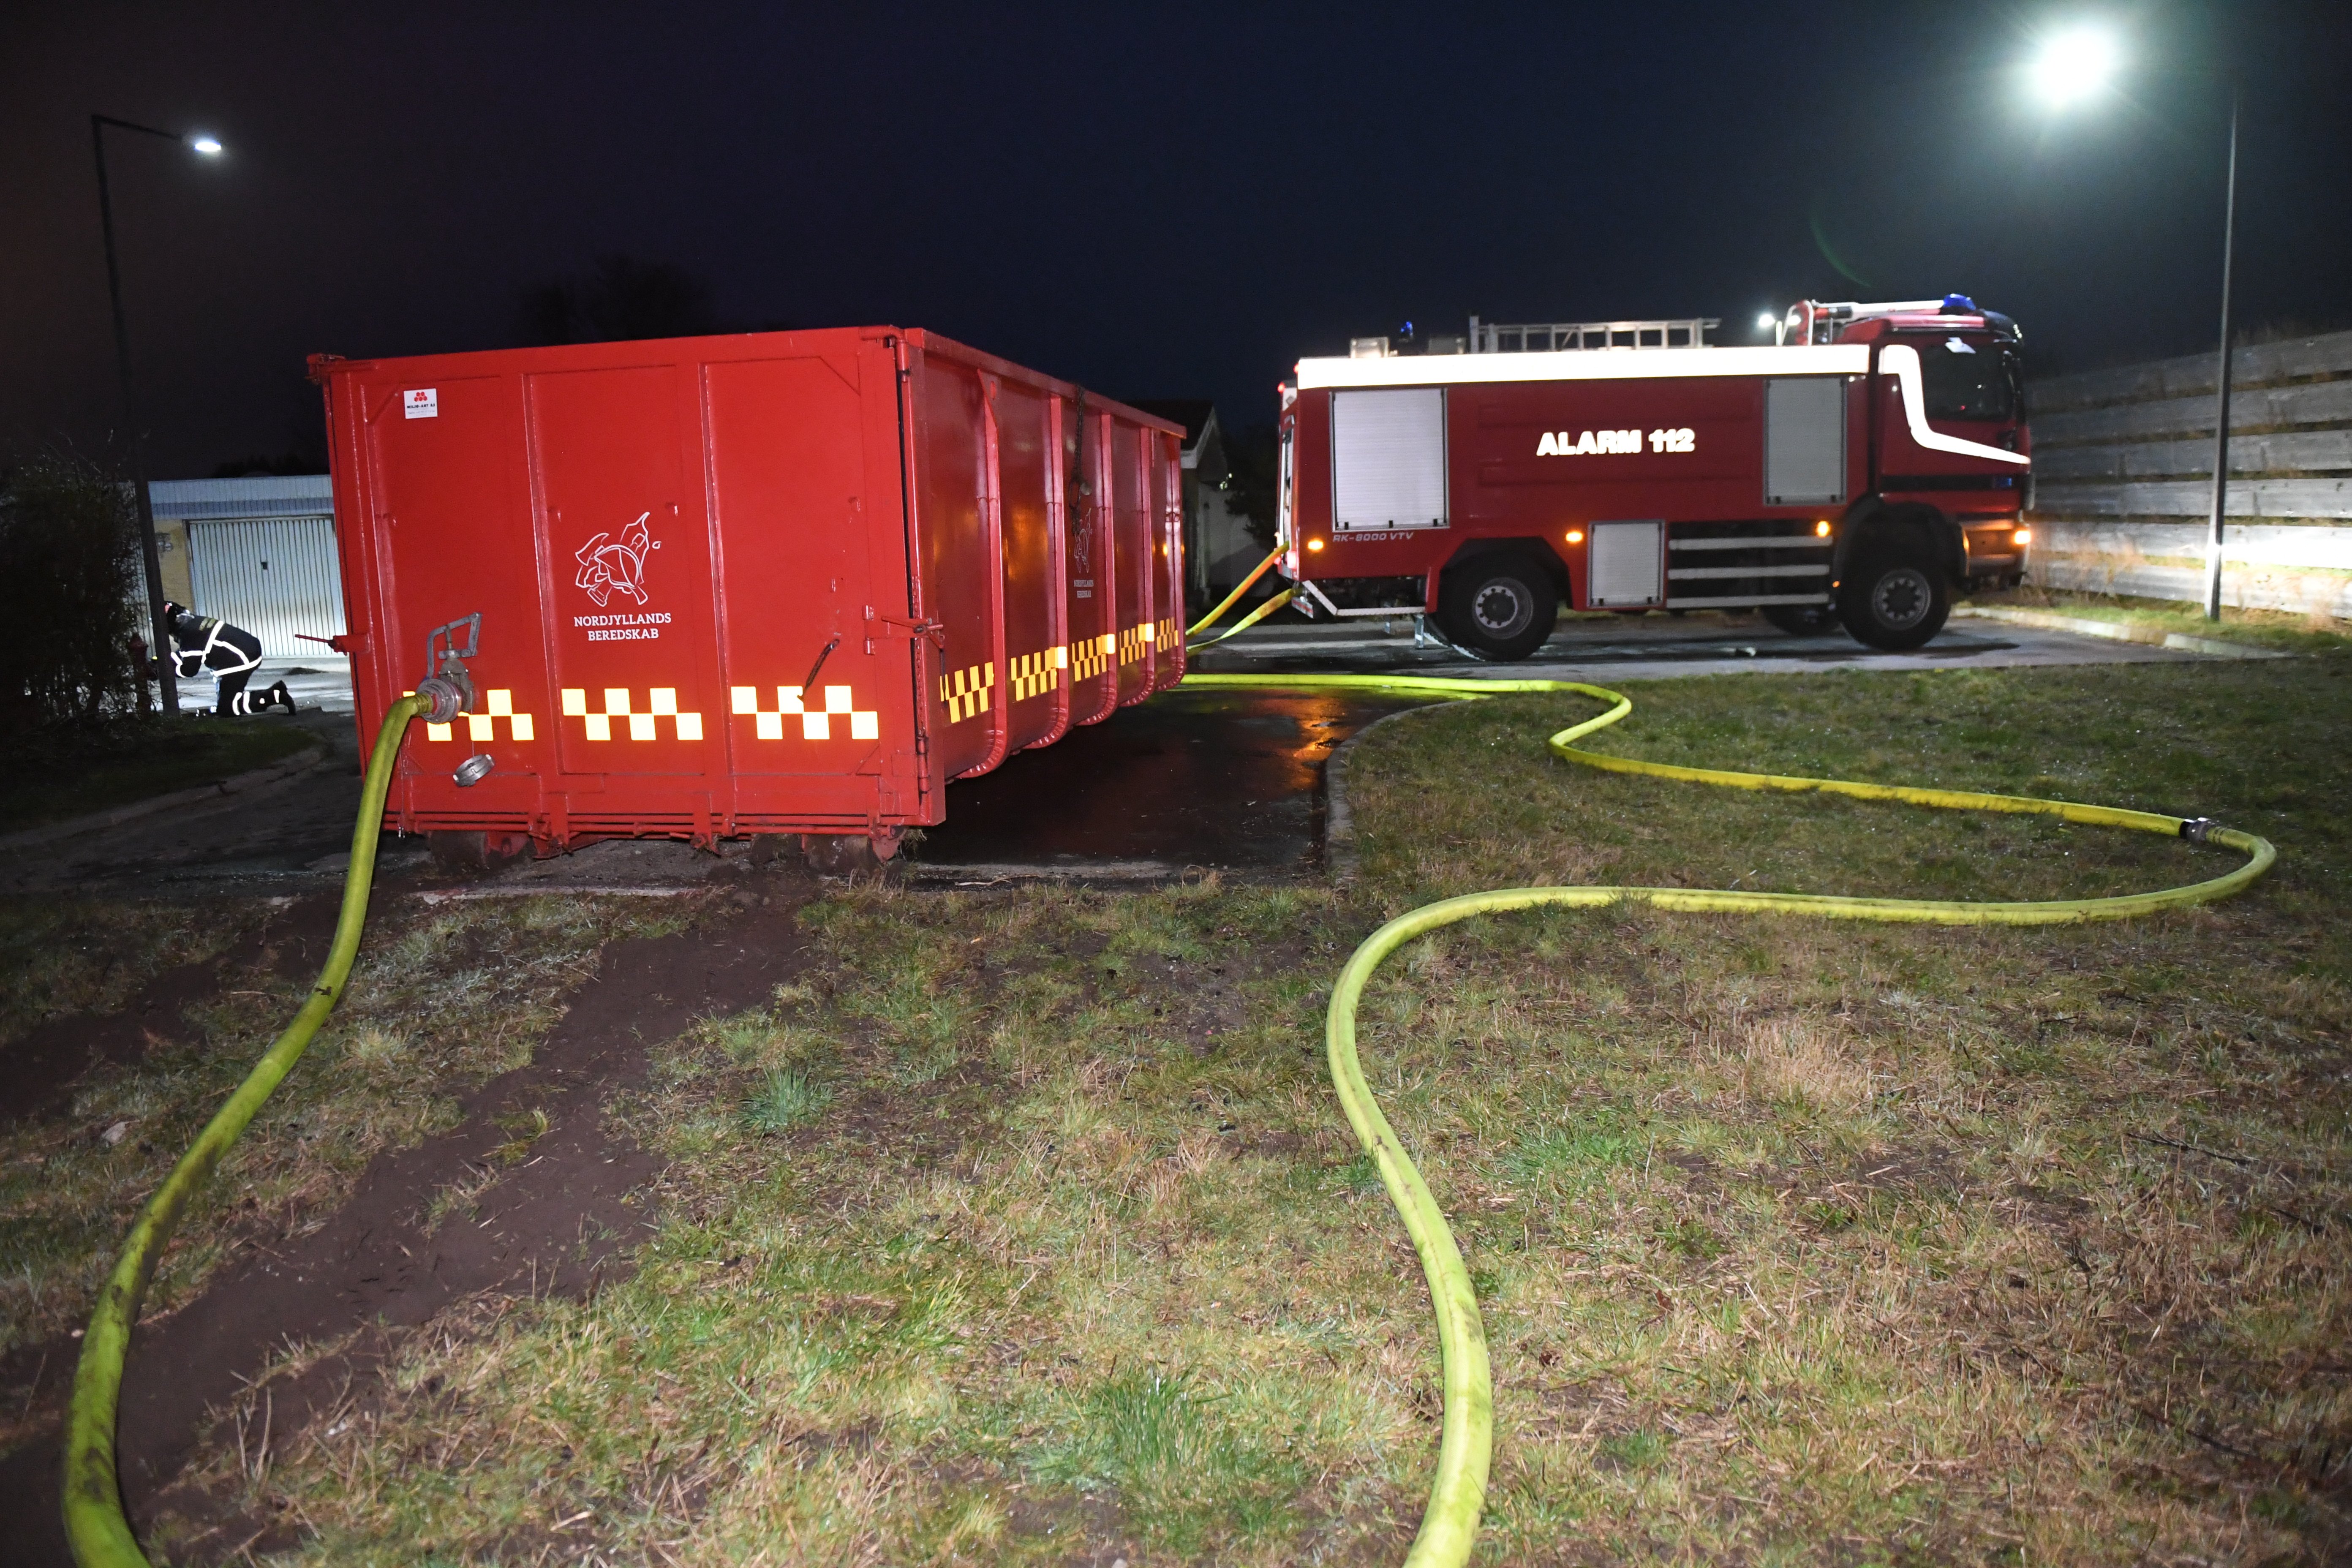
(414, 612, 483, 724)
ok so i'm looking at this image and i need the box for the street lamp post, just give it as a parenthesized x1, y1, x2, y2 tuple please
(91, 113, 223, 716)
(2204, 90, 2239, 620)
(2028, 28, 2242, 621)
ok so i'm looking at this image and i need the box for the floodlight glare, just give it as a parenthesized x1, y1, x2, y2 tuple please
(1756, 312, 1777, 330)
(188, 134, 223, 156)
(2028, 25, 2120, 107)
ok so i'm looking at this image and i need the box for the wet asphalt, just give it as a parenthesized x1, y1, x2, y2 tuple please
(910, 685, 1425, 880)
(6, 612, 2231, 890)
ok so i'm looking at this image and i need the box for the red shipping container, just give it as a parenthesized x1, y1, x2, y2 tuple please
(312, 329, 1187, 860)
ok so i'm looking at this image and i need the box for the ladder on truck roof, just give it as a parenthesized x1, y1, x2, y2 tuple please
(1467, 315, 1719, 353)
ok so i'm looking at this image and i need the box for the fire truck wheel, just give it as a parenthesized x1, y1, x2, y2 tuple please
(1438, 553, 1559, 661)
(1760, 604, 1842, 637)
(1837, 545, 1950, 651)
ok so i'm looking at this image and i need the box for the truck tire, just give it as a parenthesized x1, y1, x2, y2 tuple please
(1760, 604, 1841, 637)
(1837, 542, 1949, 651)
(1437, 553, 1559, 661)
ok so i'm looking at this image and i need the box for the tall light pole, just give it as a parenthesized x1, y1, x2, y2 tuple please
(92, 114, 224, 715)
(2203, 91, 2239, 620)
(2027, 27, 2240, 621)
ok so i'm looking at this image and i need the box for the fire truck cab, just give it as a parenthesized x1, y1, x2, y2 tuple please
(1275, 296, 2031, 656)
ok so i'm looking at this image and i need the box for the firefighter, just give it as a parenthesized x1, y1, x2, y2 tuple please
(158, 602, 295, 716)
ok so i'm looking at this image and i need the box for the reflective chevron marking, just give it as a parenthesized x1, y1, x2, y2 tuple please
(729, 683, 879, 741)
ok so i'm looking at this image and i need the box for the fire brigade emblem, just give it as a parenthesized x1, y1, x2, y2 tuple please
(574, 512, 659, 607)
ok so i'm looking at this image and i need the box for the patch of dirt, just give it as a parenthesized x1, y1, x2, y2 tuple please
(0, 897, 808, 1567)
(1841, 1146, 1963, 1200)
(1662, 1150, 1722, 1195)
(0, 895, 339, 1122)
(1003, 1486, 1136, 1568)
(1231, 1129, 1308, 1161)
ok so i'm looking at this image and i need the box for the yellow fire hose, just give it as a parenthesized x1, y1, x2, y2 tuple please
(1180, 670, 2275, 1568)
(1186, 544, 1286, 637)
(1186, 585, 1297, 653)
(64, 693, 429, 1568)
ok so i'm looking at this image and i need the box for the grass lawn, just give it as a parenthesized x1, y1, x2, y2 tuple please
(0, 715, 316, 835)
(7, 653, 2349, 1564)
(1960, 584, 2352, 656)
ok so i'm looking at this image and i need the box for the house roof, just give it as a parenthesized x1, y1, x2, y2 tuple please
(149, 474, 335, 520)
(1127, 399, 1217, 454)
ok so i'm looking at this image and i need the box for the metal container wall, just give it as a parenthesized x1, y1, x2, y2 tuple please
(314, 328, 1185, 852)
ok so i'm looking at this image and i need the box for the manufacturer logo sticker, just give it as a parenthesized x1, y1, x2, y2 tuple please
(403, 388, 438, 419)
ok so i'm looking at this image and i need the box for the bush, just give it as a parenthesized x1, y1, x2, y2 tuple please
(0, 452, 143, 729)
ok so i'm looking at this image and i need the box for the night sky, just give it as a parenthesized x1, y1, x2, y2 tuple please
(5, 1, 2347, 478)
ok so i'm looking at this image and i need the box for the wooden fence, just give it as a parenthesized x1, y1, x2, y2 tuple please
(2023, 329, 2352, 618)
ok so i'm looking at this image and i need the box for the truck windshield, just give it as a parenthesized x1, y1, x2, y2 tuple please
(1917, 337, 2020, 422)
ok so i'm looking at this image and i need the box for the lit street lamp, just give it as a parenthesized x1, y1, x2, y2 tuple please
(92, 113, 224, 714)
(2028, 26, 2238, 620)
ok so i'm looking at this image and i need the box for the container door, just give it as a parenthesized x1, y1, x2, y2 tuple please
(1067, 409, 1119, 725)
(994, 378, 1063, 749)
(1111, 420, 1153, 706)
(362, 373, 553, 809)
(915, 361, 999, 776)
(528, 366, 721, 793)
(703, 348, 897, 822)
(1157, 431, 1186, 686)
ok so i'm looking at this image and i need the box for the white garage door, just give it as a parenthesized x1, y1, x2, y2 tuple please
(188, 515, 348, 659)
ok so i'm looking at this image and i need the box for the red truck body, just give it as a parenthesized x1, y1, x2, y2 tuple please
(313, 328, 1185, 860)
(1278, 300, 2032, 654)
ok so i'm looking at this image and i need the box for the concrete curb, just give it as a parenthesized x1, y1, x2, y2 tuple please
(1952, 605, 2291, 659)
(907, 860, 1191, 885)
(0, 745, 329, 854)
(412, 882, 713, 903)
(1323, 700, 1456, 888)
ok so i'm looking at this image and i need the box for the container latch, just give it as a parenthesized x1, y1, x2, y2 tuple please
(866, 605, 945, 655)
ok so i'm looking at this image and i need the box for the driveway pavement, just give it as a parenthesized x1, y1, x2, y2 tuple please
(1185, 606, 2217, 682)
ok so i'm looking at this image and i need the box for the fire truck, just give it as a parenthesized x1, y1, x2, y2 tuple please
(1274, 296, 2031, 656)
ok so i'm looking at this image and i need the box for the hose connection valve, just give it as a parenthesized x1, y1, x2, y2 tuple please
(2178, 816, 2219, 844)
(414, 612, 482, 724)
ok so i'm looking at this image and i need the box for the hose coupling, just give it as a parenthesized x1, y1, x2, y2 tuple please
(2178, 816, 2219, 844)
(414, 672, 474, 724)
(453, 753, 496, 787)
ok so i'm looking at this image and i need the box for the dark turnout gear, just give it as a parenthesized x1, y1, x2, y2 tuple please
(160, 602, 292, 716)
